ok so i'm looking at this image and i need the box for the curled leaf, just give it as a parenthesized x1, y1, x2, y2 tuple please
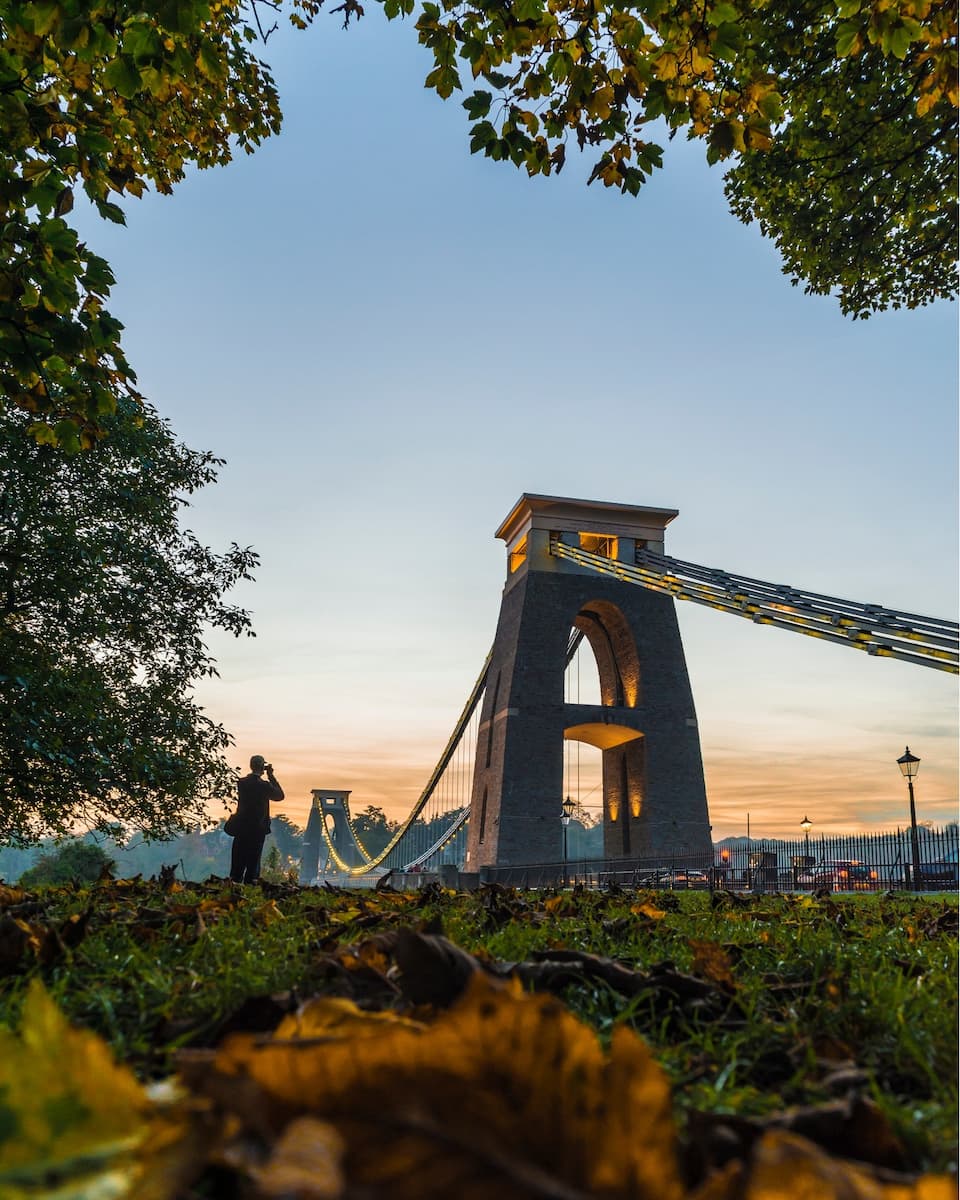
(195, 973, 682, 1200)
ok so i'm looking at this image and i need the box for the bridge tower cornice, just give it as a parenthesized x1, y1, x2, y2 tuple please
(496, 493, 679, 584)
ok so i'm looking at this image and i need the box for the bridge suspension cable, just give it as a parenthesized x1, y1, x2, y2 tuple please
(551, 540, 958, 674)
(318, 542, 955, 880)
(319, 651, 491, 876)
(318, 629, 589, 878)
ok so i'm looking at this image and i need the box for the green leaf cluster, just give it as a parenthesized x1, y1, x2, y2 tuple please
(388, 0, 957, 315)
(0, 0, 310, 443)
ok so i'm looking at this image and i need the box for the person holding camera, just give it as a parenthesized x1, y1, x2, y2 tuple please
(229, 754, 285, 883)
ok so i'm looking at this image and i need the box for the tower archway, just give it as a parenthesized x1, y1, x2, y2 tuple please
(573, 600, 642, 708)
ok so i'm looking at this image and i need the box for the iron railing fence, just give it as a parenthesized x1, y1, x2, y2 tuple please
(476, 825, 959, 893)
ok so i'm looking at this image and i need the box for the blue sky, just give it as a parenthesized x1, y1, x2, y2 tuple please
(76, 11, 958, 838)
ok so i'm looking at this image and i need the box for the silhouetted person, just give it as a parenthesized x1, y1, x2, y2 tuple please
(230, 755, 284, 883)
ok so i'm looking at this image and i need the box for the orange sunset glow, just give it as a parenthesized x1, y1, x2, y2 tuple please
(208, 564, 956, 849)
(237, 743, 958, 843)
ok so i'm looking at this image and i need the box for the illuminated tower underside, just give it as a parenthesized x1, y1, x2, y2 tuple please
(466, 494, 711, 868)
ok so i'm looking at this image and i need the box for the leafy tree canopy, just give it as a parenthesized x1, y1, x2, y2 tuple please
(270, 812, 306, 861)
(0, 0, 955, 449)
(18, 838, 113, 886)
(0, 0, 315, 447)
(353, 805, 401, 857)
(402, 0, 957, 318)
(0, 399, 258, 844)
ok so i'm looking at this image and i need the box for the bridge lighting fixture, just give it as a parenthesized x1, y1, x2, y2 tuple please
(897, 747, 924, 891)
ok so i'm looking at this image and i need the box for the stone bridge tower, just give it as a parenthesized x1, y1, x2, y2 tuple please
(465, 494, 711, 869)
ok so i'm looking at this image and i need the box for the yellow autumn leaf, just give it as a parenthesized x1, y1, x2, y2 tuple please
(327, 907, 363, 925)
(337, 940, 391, 973)
(586, 84, 615, 118)
(255, 899, 285, 926)
(735, 1130, 956, 1200)
(0, 985, 227, 1200)
(0, 981, 147, 1176)
(203, 973, 683, 1200)
(631, 901, 667, 920)
(274, 996, 425, 1041)
(744, 125, 773, 151)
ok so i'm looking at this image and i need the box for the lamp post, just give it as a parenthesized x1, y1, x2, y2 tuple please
(797, 815, 813, 889)
(800, 815, 812, 859)
(561, 794, 575, 883)
(897, 747, 923, 891)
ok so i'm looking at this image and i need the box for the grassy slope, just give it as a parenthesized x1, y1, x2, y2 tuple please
(0, 879, 956, 1173)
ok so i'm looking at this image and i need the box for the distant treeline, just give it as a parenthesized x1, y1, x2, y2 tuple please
(0, 814, 306, 885)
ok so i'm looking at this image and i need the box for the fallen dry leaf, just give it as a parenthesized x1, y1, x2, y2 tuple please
(252, 1115, 345, 1198)
(690, 1129, 957, 1200)
(188, 972, 683, 1200)
(274, 995, 425, 1040)
(688, 940, 737, 993)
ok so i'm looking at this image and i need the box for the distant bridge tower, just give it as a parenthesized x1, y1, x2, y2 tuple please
(301, 790, 364, 881)
(465, 494, 711, 869)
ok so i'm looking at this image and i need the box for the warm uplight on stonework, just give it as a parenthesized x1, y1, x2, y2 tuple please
(509, 536, 528, 573)
(579, 532, 618, 559)
(608, 795, 620, 822)
(630, 787, 642, 818)
(564, 723, 641, 750)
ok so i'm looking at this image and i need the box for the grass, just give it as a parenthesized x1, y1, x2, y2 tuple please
(1, 877, 956, 1174)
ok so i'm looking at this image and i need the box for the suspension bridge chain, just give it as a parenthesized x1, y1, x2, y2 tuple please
(319, 628, 590, 877)
(551, 540, 959, 674)
(320, 652, 491, 877)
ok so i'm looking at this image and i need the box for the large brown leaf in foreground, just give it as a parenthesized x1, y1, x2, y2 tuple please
(199, 973, 682, 1200)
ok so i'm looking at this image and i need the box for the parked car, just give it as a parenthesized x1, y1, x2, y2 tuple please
(633, 867, 710, 889)
(810, 860, 877, 892)
(635, 868, 672, 887)
(667, 868, 710, 889)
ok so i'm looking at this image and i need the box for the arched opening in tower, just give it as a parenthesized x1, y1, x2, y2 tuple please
(563, 724, 646, 858)
(565, 627, 602, 706)
(561, 736, 603, 859)
(571, 601, 641, 707)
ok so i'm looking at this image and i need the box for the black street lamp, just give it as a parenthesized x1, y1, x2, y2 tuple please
(897, 747, 923, 891)
(800, 814, 812, 860)
(561, 794, 575, 880)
